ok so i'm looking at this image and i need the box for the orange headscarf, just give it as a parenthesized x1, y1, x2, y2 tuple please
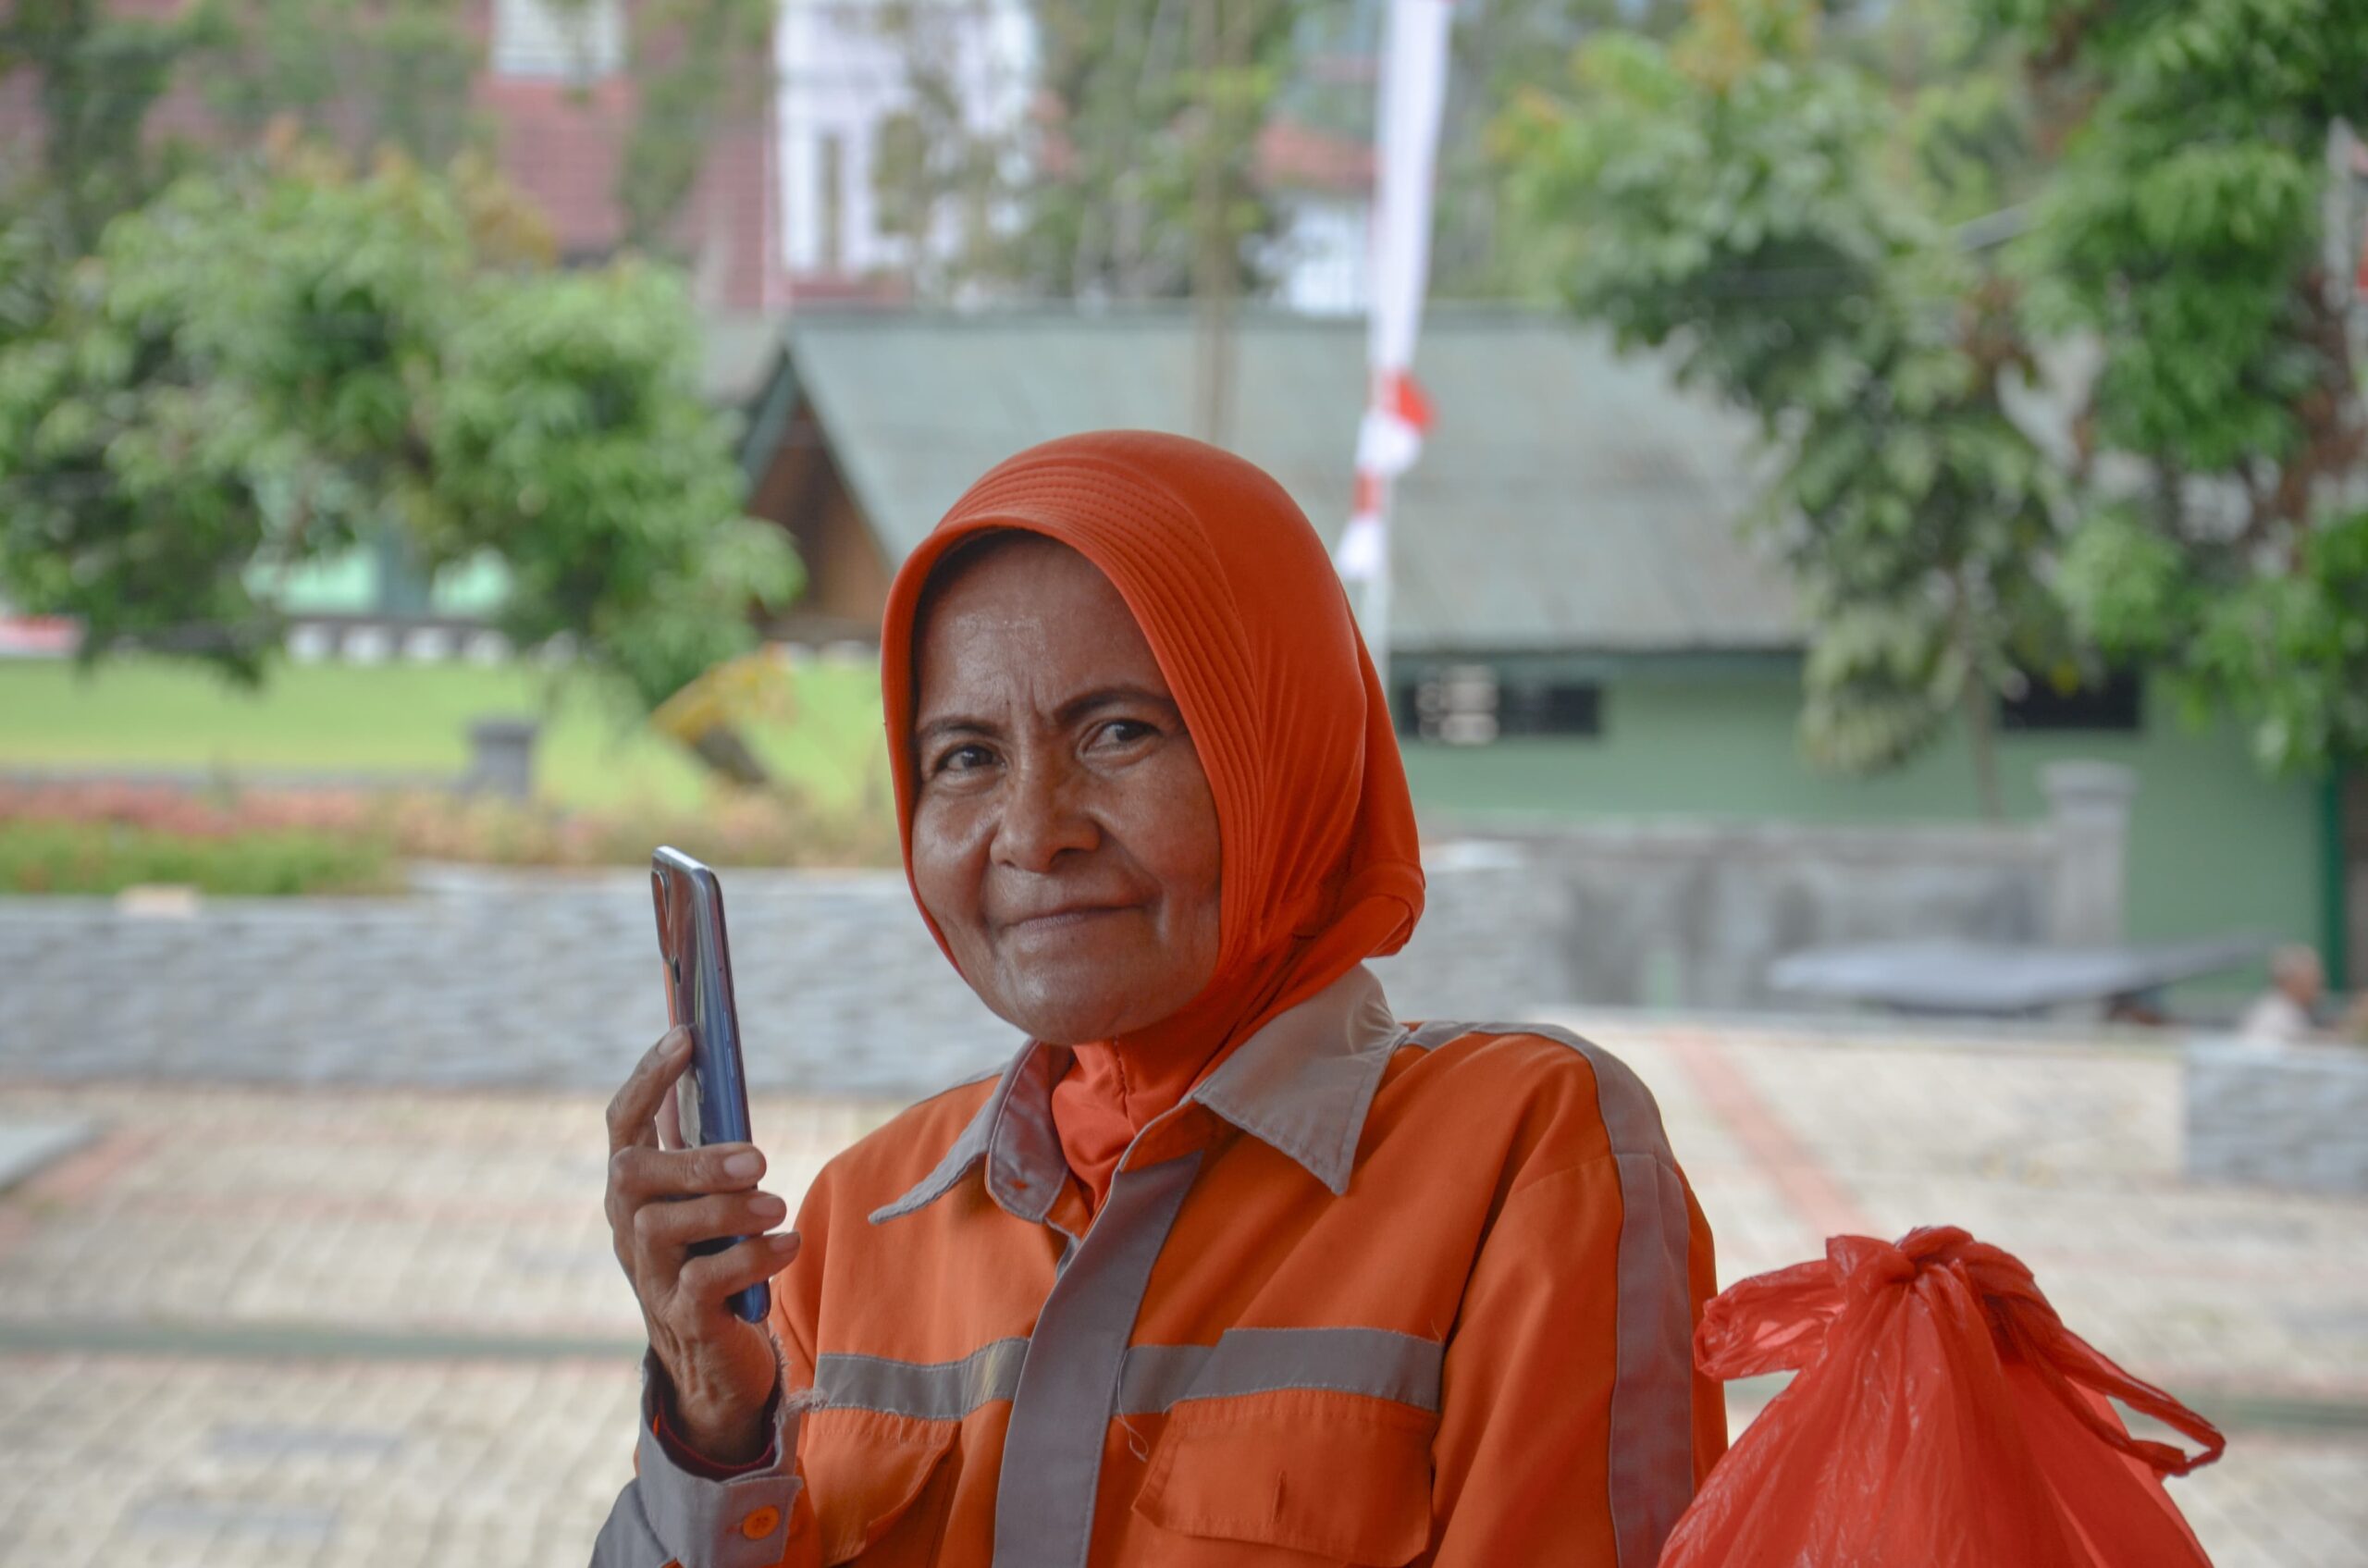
(879, 431, 1424, 1209)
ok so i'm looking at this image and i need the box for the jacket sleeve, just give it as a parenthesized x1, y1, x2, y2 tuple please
(589, 1352, 821, 1568)
(594, 1159, 853, 1568)
(1424, 1153, 1726, 1568)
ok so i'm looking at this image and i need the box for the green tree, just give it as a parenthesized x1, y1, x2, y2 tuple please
(1984, 0, 2368, 773)
(1427, 0, 1676, 301)
(0, 148, 799, 739)
(0, 2, 805, 783)
(866, 1, 1019, 301)
(1504, 0, 2066, 814)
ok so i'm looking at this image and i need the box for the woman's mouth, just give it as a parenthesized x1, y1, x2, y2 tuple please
(1003, 903, 1136, 934)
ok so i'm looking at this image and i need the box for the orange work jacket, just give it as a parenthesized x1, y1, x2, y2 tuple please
(594, 966, 1726, 1567)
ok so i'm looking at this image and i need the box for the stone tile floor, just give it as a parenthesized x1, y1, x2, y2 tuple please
(1, 1016, 2362, 1565)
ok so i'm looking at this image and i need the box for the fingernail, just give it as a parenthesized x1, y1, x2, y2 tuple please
(722, 1151, 761, 1178)
(769, 1232, 801, 1252)
(751, 1193, 786, 1220)
(665, 1029, 692, 1054)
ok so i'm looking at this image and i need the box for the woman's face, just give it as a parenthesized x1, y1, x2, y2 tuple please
(909, 536, 1223, 1044)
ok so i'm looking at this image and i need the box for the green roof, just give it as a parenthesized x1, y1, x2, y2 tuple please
(774, 303, 1803, 656)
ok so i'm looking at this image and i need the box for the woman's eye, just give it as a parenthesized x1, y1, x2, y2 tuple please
(1094, 719, 1157, 748)
(936, 743, 995, 774)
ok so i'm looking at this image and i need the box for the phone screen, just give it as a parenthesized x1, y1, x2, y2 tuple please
(655, 877, 702, 1146)
(654, 868, 742, 1137)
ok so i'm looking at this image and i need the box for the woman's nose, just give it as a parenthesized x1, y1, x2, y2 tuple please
(991, 756, 1098, 871)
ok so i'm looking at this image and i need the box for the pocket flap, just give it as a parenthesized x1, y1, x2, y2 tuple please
(801, 1410, 957, 1565)
(1133, 1391, 1437, 1563)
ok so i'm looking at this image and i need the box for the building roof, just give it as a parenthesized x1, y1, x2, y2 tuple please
(769, 304, 1803, 657)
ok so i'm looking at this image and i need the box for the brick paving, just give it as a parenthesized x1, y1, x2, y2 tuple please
(2, 923, 2363, 1562)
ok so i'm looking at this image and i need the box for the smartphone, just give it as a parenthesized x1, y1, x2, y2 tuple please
(650, 846, 769, 1325)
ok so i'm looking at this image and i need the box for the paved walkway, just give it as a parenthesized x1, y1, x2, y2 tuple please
(0, 861, 1559, 1098)
(2, 1018, 2362, 1564)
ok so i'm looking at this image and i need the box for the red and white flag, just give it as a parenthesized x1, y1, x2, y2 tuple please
(1338, 371, 1434, 579)
(1337, 0, 1452, 586)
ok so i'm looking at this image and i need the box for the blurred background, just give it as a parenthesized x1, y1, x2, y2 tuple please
(0, 0, 2363, 1562)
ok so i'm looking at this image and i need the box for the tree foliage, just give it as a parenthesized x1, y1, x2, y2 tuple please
(1985, 0, 2368, 772)
(1426, 0, 1684, 301)
(864, 0, 1024, 301)
(0, 146, 798, 713)
(0, 0, 802, 751)
(1509, 0, 2368, 796)
(191, 0, 483, 169)
(1504, 0, 2066, 812)
(1014, 0, 1298, 300)
(7, 0, 776, 290)
(609, 0, 777, 252)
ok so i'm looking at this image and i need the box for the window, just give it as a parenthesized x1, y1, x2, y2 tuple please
(1498, 682, 1603, 738)
(1413, 665, 1499, 745)
(493, 0, 623, 80)
(1396, 667, 1604, 744)
(1999, 668, 2144, 733)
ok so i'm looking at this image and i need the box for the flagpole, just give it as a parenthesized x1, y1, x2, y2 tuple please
(1335, 0, 1451, 719)
(1367, 476, 1394, 702)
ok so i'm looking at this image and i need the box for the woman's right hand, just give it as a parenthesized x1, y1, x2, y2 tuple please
(605, 1027, 801, 1463)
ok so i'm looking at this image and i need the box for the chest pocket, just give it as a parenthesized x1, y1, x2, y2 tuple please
(1132, 1390, 1438, 1565)
(801, 1410, 959, 1566)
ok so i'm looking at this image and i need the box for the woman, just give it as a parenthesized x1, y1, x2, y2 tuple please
(595, 431, 1725, 1568)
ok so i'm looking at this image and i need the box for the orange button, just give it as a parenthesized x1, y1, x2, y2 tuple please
(740, 1505, 783, 1540)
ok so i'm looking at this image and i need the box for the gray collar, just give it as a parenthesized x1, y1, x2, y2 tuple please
(870, 966, 1402, 1225)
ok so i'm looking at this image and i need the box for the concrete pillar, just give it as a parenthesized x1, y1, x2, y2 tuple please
(2041, 761, 2136, 946)
(464, 717, 540, 800)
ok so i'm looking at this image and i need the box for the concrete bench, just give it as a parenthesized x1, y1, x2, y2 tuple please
(2185, 1037, 2368, 1194)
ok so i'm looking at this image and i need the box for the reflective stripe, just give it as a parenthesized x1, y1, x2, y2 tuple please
(812, 1338, 1028, 1422)
(1424, 1020, 1700, 1568)
(1601, 1144, 1696, 1567)
(1117, 1325, 1443, 1416)
(793, 1323, 1442, 1426)
(993, 1151, 1201, 1568)
(856, 984, 1697, 1567)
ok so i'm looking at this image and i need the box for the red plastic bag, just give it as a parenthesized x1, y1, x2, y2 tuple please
(1661, 1226, 2226, 1567)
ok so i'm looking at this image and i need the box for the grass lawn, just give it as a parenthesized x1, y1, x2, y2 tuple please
(0, 655, 887, 811)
